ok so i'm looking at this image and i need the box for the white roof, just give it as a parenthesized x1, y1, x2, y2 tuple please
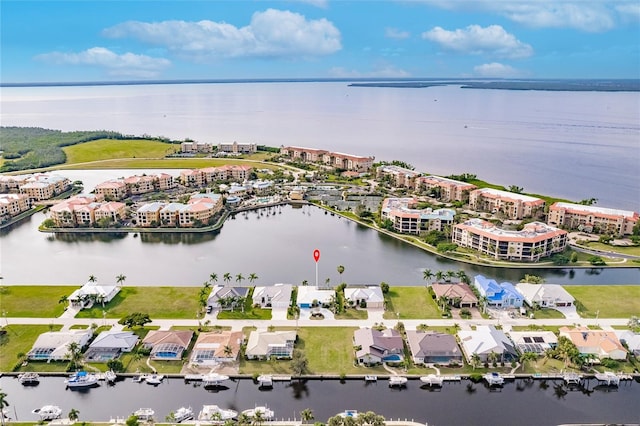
(344, 286, 384, 303)
(553, 202, 637, 219)
(296, 286, 334, 305)
(515, 283, 574, 305)
(252, 284, 293, 304)
(473, 187, 543, 203)
(89, 331, 139, 350)
(245, 330, 297, 357)
(29, 329, 92, 359)
(457, 325, 513, 357)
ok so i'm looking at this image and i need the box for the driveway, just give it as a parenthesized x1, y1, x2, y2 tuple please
(554, 305, 581, 320)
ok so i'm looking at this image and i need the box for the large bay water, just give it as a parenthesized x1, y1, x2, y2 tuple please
(1, 376, 639, 425)
(1, 82, 638, 210)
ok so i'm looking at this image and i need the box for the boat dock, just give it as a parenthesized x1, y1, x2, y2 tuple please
(272, 375, 292, 382)
(563, 373, 583, 385)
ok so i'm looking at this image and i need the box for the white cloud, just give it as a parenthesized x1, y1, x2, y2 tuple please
(295, 0, 329, 8)
(422, 24, 533, 58)
(616, 2, 640, 23)
(416, 1, 623, 32)
(385, 27, 410, 39)
(473, 62, 522, 77)
(103, 9, 341, 60)
(35, 47, 171, 77)
(328, 64, 410, 78)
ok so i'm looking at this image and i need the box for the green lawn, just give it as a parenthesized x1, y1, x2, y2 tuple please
(584, 241, 640, 257)
(0, 324, 62, 372)
(383, 287, 441, 319)
(335, 308, 368, 320)
(56, 157, 280, 171)
(0, 286, 76, 317)
(75, 287, 201, 319)
(531, 308, 566, 319)
(63, 139, 178, 163)
(565, 285, 640, 318)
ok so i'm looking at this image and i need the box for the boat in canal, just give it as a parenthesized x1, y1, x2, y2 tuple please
(337, 410, 359, 418)
(146, 374, 165, 385)
(594, 371, 620, 386)
(241, 406, 274, 420)
(198, 405, 237, 421)
(104, 370, 117, 383)
(420, 374, 444, 386)
(388, 376, 408, 387)
(65, 371, 100, 389)
(483, 372, 505, 386)
(256, 374, 273, 387)
(364, 375, 377, 382)
(18, 372, 40, 385)
(133, 408, 155, 421)
(32, 405, 62, 421)
(172, 406, 194, 423)
(202, 373, 229, 387)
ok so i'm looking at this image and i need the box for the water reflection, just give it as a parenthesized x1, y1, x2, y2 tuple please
(139, 231, 219, 245)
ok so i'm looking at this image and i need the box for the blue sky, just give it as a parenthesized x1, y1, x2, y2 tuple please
(1, 0, 639, 82)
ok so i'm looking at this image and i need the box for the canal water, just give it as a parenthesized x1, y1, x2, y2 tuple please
(1, 376, 639, 425)
(1, 202, 639, 287)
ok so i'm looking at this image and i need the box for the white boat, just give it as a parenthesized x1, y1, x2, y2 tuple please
(104, 370, 117, 383)
(18, 372, 40, 385)
(364, 375, 377, 382)
(133, 408, 155, 420)
(202, 373, 229, 386)
(32, 405, 62, 420)
(172, 406, 194, 423)
(388, 376, 408, 387)
(132, 373, 146, 383)
(337, 410, 359, 418)
(65, 371, 100, 388)
(2, 409, 12, 421)
(483, 372, 505, 386)
(198, 405, 238, 421)
(241, 406, 274, 420)
(257, 374, 273, 387)
(145, 374, 165, 385)
(420, 374, 444, 386)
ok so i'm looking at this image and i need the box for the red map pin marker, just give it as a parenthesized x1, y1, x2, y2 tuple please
(313, 249, 320, 263)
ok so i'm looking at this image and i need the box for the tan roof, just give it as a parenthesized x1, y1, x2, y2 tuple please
(193, 331, 243, 358)
(143, 330, 193, 348)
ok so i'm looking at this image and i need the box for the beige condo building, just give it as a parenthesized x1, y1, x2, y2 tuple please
(548, 202, 639, 236)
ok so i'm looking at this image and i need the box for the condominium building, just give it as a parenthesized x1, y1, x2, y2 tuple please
(179, 169, 206, 187)
(94, 202, 127, 223)
(452, 218, 567, 261)
(376, 165, 421, 188)
(181, 141, 214, 153)
(136, 202, 165, 227)
(217, 141, 257, 154)
(49, 195, 104, 227)
(0, 193, 31, 221)
(156, 173, 176, 191)
(95, 180, 127, 201)
(548, 202, 639, 236)
(381, 197, 455, 234)
(281, 146, 375, 172)
(415, 175, 477, 202)
(469, 188, 544, 219)
(124, 175, 156, 195)
(182, 166, 253, 187)
(0, 174, 31, 192)
(19, 174, 71, 201)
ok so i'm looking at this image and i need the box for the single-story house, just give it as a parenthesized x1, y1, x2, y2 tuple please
(252, 284, 293, 309)
(207, 285, 250, 311)
(354, 328, 404, 365)
(296, 286, 334, 308)
(617, 331, 640, 357)
(507, 331, 558, 354)
(142, 330, 194, 361)
(245, 330, 297, 360)
(473, 275, 523, 309)
(559, 327, 627, 360)
(515, 283, 575, 308)
(84, 331, 139, 361)
(405, 330, 462, 365)
(27, 329, 93, 361)
(344, 286, 384, 309)
(431, 283, 479, 308)
(68, 281, 121, 308)
(190, 331, 243, 365)
(458, 325, 519, 363)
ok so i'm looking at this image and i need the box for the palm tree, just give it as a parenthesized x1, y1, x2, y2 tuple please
(0, 389, 9, 426)
(223, 345, 233, 359)
(434, 270, 445, 283)
(251, 410, 265, 426)
(67, 341, 83, 370)
(445, 270, 456, 282)
(470, 352, 481, 370)
(456, 270, 470, 284)
(209, 273, 218, 285)
(58, 295, 69, 308)
(422, 268, 434, 285)
(248, 273, 258, 285)
(88, 275, 97, 283)
(235, 273, 245, 286)
(337, 265, 345, 281)
(488, 351, 499, 366)
(520, 352, 538, 372)
(223, 273, 232, 286)
(325, 277, 331, 288)
(68, 408, 80, 422)
(116, 274, 126, 286)
(300, 408, 314, 423)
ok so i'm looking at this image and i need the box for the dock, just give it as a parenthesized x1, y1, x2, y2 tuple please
(563, 372, 582, 385)
(272, 375, 292, 382)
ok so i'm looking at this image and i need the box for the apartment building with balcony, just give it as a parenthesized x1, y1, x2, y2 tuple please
(124, 175, 156, 195)
(376, 165, 421, 189)
(19, 174, 72, 201)
(548, 202, 639, 236)
(136, 202, 165, 227)
(281, 146, 375, 171)
(0, 193, 31, 221)
(95, 180, 127, 201)
(381, 197, 455, 234)
(49, 195, 104, 227)
(94, 202, 127, 224)
(281, 146, 328, 163)
(469, 188, 545, 219)
(217, 141, 257, 154)
(415, 175, 477, 202)
(452, 218, 567, 261)
(179, 169, 206, 187)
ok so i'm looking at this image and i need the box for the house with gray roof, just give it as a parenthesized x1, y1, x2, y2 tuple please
(515, 283, 575, 308)
(344, 286, 384, 309)
(354, 328, 404, 365)
(458, 325, 519, 363)
(207, 285, 250, 311)
(84, 331, 139, 361)
(406, 330, 462, 365)
(245, 330, 297, 360)
(27, 329, 93, 361)
(252, 284, 293, 309)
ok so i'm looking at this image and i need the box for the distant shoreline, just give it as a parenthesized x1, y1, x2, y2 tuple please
(2, 78, 639, 92)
